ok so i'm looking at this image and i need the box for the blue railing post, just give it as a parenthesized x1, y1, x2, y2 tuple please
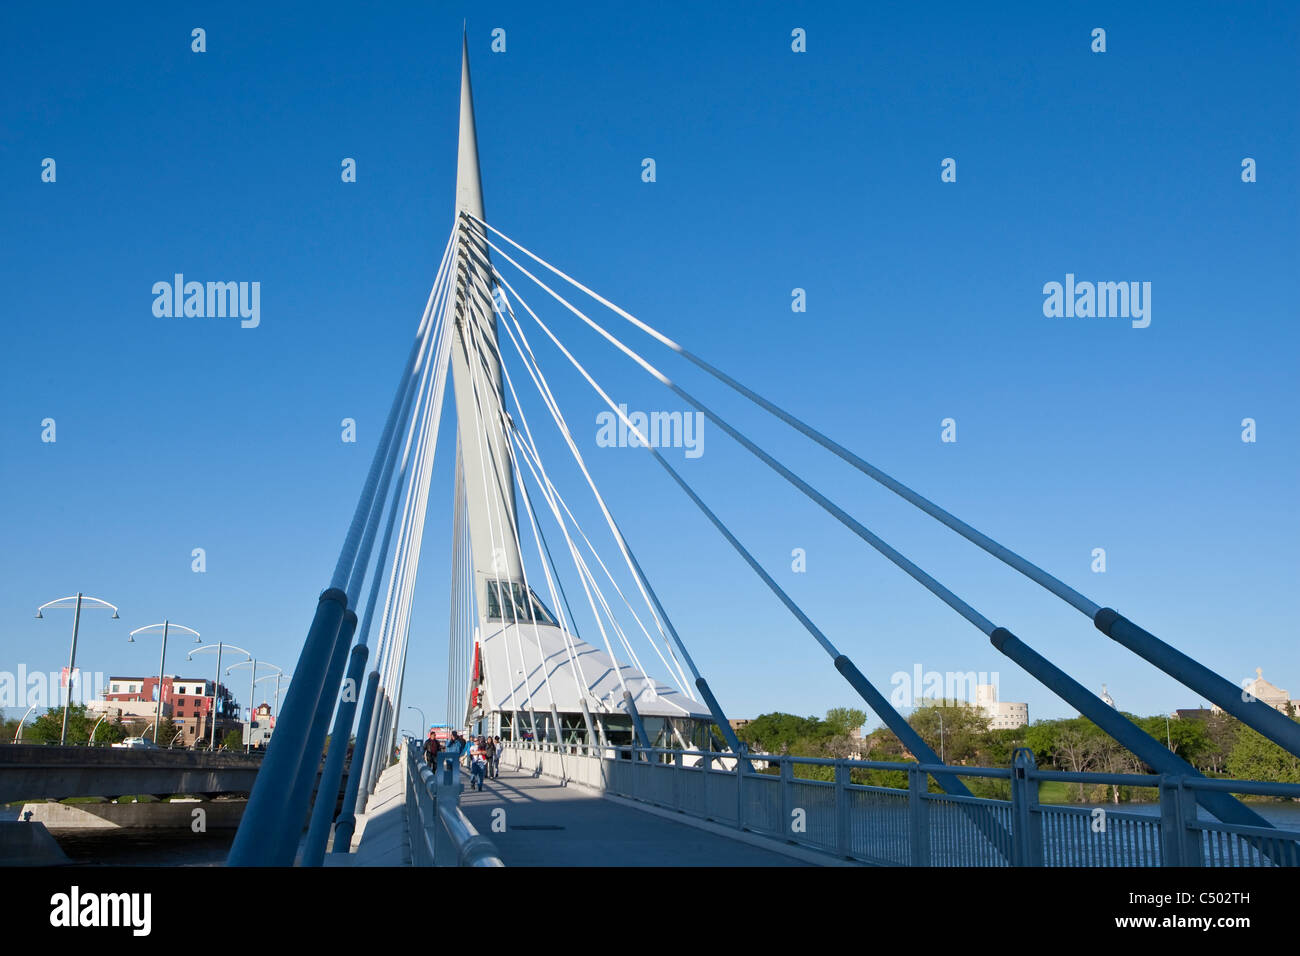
(908, 765, 930, 866)
(780, 758, 794, 841)
(835, 762, 851, 858)
(1010, 747, 1044, 866)
(227, 587, 347, 866)
(1158, 775, 1203, 867)
(673, 749, 683, 811)
(736, 750, 747, 829)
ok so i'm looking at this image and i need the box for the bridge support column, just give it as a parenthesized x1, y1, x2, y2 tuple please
(623, 690, 651, 753)
(274, 608, 357, 863)
(579, 698, 597, 755)
(228, 587, 347, 866)
(332, 669, 381, 852)
(303, 642, 369, 865)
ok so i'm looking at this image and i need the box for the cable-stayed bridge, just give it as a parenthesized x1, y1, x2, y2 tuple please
(224, 38, 1300, 868)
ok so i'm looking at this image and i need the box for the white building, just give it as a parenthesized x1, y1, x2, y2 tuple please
(1211, 668, 1298, 716)
(975, 684, 1028, 730)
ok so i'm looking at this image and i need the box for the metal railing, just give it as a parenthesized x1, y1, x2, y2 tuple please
(403, 738, 503, 867)
(502, 741, 1300, 867)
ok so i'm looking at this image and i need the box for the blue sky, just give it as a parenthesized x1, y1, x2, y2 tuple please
(1, 2, 1296, 736)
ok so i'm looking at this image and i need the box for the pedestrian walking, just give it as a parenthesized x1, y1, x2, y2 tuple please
(468, 736, 488, 791)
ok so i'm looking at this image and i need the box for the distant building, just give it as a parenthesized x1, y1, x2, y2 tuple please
(1100, 684, 1116, 708)
(975, 684, 1028, 730)
(1172, 708, 1213, 721)
(93, 674, 238, 744)
(1211, 668, 1298, 716)
(245, 702, 276, 749)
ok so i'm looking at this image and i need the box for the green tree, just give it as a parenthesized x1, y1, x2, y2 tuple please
(1136, 714, 1210, 765)
(24, 704, 101, 744)
(734, 712, 824, 754)
(1227, 722, 1300, 783)
(1199, 712, 1240, 774)
(824, 707, 867, 737)
(907, 699, 991, 764)
(222, 729, 244, 751)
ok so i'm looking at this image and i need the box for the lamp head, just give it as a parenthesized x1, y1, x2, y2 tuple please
(34, 611, 42, 620)
(111, 611, 119, 620)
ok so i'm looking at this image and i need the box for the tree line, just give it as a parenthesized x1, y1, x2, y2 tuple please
(0, 703, 244, 751)
(717, 700, 1300, 803)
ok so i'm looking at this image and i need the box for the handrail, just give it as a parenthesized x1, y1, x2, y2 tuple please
(501, 739, 1300, 800)
(404, 737, 503, 867)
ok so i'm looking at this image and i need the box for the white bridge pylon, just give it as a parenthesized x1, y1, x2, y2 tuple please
(442, 37, 710, 749)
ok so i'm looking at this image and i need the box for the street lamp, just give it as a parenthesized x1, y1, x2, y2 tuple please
(128, 621, 201, 743)
(88, 712, 109, 747)
(12, 702, 39, 743)
(407, 706, 426, 738)
(188, 643, 252, 752)
(253, 672, 291, 745)
(256, 671, 292, 720)
(36, 593, 119, 745)
(228, 659, 282, 752)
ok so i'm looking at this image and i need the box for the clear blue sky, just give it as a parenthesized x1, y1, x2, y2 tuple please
(1, 2, 1296, 736)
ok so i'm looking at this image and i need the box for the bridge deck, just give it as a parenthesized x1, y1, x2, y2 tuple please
(458, 766, 808, 866)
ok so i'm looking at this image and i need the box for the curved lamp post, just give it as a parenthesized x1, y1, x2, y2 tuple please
(407, 706, 426, 738)
(36, 593, 119, 745)
(253, 672, 291, 748)
(188, 643, 252, 752)
(229, 659, 282, 752)
(88, 712, 109, 747)
(128, 621, 201, 743)
(12, 702, 39, 742)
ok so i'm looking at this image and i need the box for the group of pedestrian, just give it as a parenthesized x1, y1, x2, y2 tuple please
(424, 729, 504, 791)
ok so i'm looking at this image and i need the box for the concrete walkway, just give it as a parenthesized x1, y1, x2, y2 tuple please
(458, 767, 808, 866)
(322, 758, 409, 866)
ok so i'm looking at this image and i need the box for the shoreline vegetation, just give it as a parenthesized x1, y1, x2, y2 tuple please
(717, 702, 1300, 804)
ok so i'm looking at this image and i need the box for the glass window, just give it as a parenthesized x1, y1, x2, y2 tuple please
(485, 581, 559, 626)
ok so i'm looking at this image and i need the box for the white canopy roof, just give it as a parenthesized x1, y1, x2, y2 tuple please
(477, 620, 710, 720)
